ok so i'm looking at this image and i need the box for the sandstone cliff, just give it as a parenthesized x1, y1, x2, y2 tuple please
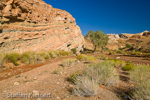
(0, 0, 84, 53)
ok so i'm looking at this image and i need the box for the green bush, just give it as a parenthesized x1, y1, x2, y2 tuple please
(122, 63, 135, 71)
(118, 47, 124, 50)
(71, 48, 77, 54)
(126, 43, 132, 48)
(62, 58, 75, 67)
(76, 54, 96, 62)
(76, 54, 86, 61)
(7, 53, 20, 66)
(129, 65, 150, 100)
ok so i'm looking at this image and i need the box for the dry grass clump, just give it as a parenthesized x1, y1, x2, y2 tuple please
(73, 75, 99, 97)
(62, 58, 75, 67)
(129, 65, 150, 100)
(85, 61, 119, 86)
(72, 61, 119, 97)
(76, 54, 96, 62)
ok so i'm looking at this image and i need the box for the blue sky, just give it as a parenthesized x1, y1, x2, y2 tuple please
(44, 0, 150, 35)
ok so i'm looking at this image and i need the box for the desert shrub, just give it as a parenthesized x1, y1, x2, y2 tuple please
(33, 54, 45, 64)
(49, 51, 58, 58)
(122, 63, 135, 71)
(100, 55, 107, 60)
(71, 48, 77, 54)
(76, 54, 86, 61)
(73, 75, 98, 97)
(21, 56, 29, 64)
(7, 53, 20, 66)
(82, 50, 93, 54)
(143, 53, 150, 57)
(52, 68, 62, 75)
(108, 50, 117, 55)
(39, 52, 51, 59)
(0, 53, 7, 67)
(68, 70, 82, 82)
(126, 43, 132, 48)
(85, 56, 96, 62)
(118, 39, 126, 44)
(84, 61, 119, 86)
(20, 51, 34, 64)
(54, 50, 61, 57)
(110, 59, 126, 67)
(71, 61, 119, 97)
(119, 47, 124, 50)
(129, 65, 150, 84)
(131, 51, 141, 56)
(59, 50, 71, 56)
(76, 54, 96, 62)
(129, 65, 150, 100)
(21, 51, 45, 65)
(117, 50, 127, 55)
(62, 58, 75, 67)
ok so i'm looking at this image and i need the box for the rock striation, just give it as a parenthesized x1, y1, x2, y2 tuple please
(0, 0, 84, 53)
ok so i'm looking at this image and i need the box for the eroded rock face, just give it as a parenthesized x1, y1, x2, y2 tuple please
(0, 0, 84, 53)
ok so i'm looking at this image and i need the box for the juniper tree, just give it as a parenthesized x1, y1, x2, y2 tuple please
(85, 30, 109, 53)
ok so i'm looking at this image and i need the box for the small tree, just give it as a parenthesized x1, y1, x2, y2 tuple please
(85, 30, 109, 53)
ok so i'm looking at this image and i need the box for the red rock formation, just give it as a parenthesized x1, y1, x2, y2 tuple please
(0, 0, 84, 53)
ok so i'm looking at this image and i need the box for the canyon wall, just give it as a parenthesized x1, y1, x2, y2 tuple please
(0, 0, 84, 53)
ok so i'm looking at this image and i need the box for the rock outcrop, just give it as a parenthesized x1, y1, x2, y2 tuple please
(106, 34, 120, 43)
(0, 0, 84, 53)
(119, 33, 135, 39)
(106, 34, 121, 50)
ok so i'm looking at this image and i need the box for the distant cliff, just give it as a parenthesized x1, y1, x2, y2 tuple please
(106, 30, 150, 50)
